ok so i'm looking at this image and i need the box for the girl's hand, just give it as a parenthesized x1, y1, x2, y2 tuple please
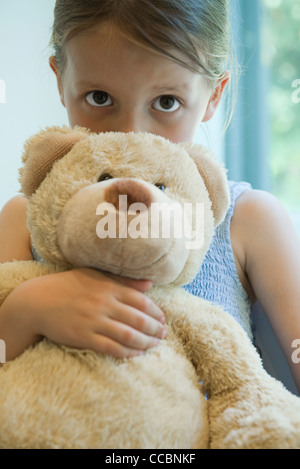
(0, 268, 167, 360)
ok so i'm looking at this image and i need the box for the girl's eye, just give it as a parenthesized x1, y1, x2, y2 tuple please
(152, 95, 180, 113)
(86, 91, 113, 107)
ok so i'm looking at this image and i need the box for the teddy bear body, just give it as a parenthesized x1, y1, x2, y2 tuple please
(0, 283, 210, 449)
(0, 128, 300, 449)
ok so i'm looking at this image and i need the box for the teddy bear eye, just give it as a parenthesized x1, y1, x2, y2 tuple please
(98, 173, 113, 182)
(155, 183, 166, 191)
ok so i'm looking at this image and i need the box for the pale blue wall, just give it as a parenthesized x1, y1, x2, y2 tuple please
(0, 0, 68, 210)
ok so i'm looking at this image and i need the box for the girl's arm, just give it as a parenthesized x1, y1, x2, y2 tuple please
(0, 197, 166, 361)
(231, 190, 300, 393)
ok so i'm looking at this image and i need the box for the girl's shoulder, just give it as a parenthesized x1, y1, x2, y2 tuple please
(0, 196, 32, 262)
(0, 195, 28, 212)
(0, 195, 28, 228)
(231, 187, 299, 300)
(232, 187, 292, 242)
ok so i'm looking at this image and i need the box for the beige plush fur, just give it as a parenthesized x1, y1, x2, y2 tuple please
(0, 127, 299, 449)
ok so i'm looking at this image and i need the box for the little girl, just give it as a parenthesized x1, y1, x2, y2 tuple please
(0, 0, 300, 392)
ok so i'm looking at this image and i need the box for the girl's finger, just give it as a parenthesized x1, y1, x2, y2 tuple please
(108, 302, 167, 340)
(94, 316, 160, 351)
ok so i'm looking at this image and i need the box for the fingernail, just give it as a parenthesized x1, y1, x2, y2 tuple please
(161, 328, 167, 339)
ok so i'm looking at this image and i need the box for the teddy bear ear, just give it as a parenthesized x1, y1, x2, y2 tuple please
(180, 142, 230, 227)
(19, 126, 90, 197)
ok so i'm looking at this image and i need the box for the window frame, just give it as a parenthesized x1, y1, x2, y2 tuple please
(225, 0, 271, 191)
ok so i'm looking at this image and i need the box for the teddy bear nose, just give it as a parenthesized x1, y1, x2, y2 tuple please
(104, 180, 152, 210)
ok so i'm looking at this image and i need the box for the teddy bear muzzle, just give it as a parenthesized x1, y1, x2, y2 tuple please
(56, 178, 191, 284)
(104, 179, 153, 210)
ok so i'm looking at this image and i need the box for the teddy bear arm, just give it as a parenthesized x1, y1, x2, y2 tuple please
(0, 261, 59, 306)
(164, 290, 300, 449)
(157, 289, 262, 397)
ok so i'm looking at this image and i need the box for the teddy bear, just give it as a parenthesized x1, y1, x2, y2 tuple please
(0, 126, 299, 449)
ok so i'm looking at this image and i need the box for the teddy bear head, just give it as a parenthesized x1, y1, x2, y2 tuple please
(19, 126, 229, 286)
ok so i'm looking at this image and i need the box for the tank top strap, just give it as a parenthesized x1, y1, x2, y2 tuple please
(226, 181, 252, 222)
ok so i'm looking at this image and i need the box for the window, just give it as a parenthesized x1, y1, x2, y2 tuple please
(263, 0, 300, 232)
(225, 0, 300, 233)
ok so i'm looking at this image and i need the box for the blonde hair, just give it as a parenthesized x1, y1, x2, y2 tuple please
(51, 0, 237, 125)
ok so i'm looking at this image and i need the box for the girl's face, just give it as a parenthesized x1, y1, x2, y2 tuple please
(50, 24, 228, 143)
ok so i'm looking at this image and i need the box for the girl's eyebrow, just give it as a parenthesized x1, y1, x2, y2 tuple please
(75, 80, 107, 90)
(151, 83, 191, 94)
(75, 79, 192, 94)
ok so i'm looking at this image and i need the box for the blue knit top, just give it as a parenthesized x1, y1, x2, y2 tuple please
(184, 181, 253, 339)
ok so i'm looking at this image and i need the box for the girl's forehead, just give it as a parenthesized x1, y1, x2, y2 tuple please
(64, 23, 199, 82)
